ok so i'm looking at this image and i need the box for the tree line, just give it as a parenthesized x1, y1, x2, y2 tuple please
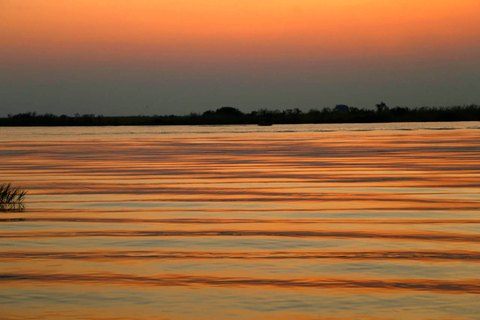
(1, 104, 479, 126)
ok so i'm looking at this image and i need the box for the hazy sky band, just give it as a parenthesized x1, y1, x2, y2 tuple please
(1, 0, 479, 116)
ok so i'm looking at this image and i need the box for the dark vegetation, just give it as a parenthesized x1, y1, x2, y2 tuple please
(1, 104, 479, 126)
(0, 183, 26, 212)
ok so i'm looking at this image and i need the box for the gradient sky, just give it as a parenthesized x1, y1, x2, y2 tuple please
(1, 0, 479, 116)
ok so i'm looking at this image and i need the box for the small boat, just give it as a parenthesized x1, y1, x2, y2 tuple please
(258, 119, 273, 126)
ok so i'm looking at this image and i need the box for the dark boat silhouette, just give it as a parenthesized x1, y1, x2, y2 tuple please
(258, 119, 273, 126)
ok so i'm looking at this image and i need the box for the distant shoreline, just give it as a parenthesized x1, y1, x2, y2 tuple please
(1, 104, 479, 127)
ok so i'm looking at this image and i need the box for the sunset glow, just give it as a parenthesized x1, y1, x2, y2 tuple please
(3, 0, 479, 63)
(1, 0, 479, 115)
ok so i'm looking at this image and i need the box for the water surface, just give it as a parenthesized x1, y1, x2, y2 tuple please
(1, 122, 479, 319)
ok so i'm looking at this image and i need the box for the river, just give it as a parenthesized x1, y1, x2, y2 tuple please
(1, 122, 480, 319)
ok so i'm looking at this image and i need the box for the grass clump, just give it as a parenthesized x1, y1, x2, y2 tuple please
(0, 183, 27, 212)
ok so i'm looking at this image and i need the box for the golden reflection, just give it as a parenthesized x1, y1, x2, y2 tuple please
(2, 271, 480, 294)
(2, 228, 479, 243)
(2, 249, 479, 262)
(1, 126, 480, 319)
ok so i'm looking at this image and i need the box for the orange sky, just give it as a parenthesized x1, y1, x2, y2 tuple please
(1, 0, 479, 115)
(3, 0, 479, 63)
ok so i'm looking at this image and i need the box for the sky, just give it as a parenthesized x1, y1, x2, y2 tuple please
(1, 0, 479, 116)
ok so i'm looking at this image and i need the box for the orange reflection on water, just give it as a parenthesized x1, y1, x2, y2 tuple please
(2, 249, 480, 263)
(2, 271, 480, 294)
(2, 228, 479, 243)
(1, 125, 480, 319)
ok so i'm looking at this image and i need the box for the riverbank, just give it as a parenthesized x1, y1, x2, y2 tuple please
(1, 104, 479, 126)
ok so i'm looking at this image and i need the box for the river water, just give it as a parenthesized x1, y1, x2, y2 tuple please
(1, 122, 480, 319)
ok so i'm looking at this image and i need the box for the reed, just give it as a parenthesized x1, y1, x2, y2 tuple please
(0, 183, 27, 212)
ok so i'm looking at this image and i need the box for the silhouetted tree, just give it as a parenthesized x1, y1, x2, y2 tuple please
(376, 102, 389, 113)
(1, 104, 479, 126)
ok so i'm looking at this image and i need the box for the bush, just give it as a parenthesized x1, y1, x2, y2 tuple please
(0, 183, 27, 212)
